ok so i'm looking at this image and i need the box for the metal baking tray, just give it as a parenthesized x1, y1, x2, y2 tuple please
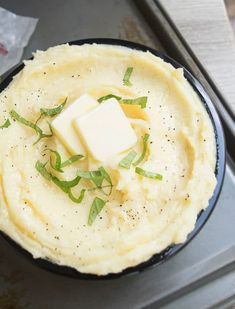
(0, 0, 234, 308)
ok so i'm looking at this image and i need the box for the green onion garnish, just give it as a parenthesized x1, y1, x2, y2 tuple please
(0, 119, 10, 129)
(98, 94, 122, 103)
(46, 149, 84, 173)
(51, 175, 81, 193)
(48, 149, 63, 172)
(121, 97, 147, 109)
(88, 197, 106, 226)
(35, 160, 52, 180)
(68, 189, 86, 204)
(35, 160, 85, 203)
(36, 98, 67, 124)
(119, 150, 137, 169)
(98, 167, 112, 192)
(133, 134, 149, 166)
(98, 93, 147, 109)
(135, 167, 163, 180)
(77, 166, 113, 195)
(123, 67, 133, 86)
(10, 110, 53, 144)
(88, 185, 113, 192)
(40, 98, 67, 117)
(60, 154, 84, 168)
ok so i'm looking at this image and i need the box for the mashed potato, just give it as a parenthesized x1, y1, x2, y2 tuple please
(0, 44, 216, 275)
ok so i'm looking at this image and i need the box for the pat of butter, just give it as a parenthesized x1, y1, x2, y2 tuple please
(74, 98, 137, 161)
(51, 94, 98, 155)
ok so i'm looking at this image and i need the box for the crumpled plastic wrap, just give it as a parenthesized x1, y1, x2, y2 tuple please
(0, 7, 38, 76)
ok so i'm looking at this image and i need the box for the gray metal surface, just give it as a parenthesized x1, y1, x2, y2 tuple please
(0, 1, 234, 308)
(0, 0, 163, 60)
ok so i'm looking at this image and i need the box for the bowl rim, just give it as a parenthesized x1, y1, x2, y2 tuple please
(0, 38, 226, 280)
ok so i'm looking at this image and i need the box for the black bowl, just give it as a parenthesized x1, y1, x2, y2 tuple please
(0, 39, 225, 280)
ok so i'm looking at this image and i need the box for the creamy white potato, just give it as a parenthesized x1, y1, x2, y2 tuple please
(0, 44, 216, 275)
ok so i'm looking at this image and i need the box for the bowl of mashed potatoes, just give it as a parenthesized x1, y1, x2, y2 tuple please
(0, 39, 225, 279)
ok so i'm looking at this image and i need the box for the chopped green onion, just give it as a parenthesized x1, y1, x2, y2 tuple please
(88, 197, 106, 226)
(48, 149, 63, 172)
(119, 150, 137, 169)
(97, 93, 147, 109)
(35, 161, 52, 181)
(46, 149, 84, 172)
(54, 176, 80, 191)
(88, 185, 113, 192)
(36, 160, 81, 188)
(98, 94, 122, 103)
(133, 134, 149, 166)
(77, 170, 100, 180)
(68, 188, 86, 203)
(121, 96, 147, 109)
(60, 154, 84, 168)
(135, 167, 163, 180)
(40, 98, 67, 117)
(51, 174, 81, 191)
(10, 110, 53, 144)
(98, 167, 112, 194)
(36, 98, 67, 124)
(123, 67, 133, 86)
(35, 160, 84, 203)
(0, 119, 10, 129)
(77, 166, 113, 195)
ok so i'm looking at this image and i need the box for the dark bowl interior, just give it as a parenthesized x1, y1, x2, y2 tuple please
(0, 38, 225, 280)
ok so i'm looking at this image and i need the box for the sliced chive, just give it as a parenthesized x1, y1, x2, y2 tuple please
(97, 93, 147, 109)
(121, 96, 147, 109)
(46, 149, 84, 173)
(36, 97, 67, 124)
(88, 197, 106, 226)
(133, 134, 149, 166)
(0, 119, 10, 129)
(119, 150, 137, 169)
(77, 166, 113, 196)
(98, 94, 122, 103)
(10, 110, 53, 144)
(35, 160, 84, 203)
(135, 167, 163, 180)
(123, 67, 133, 86)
